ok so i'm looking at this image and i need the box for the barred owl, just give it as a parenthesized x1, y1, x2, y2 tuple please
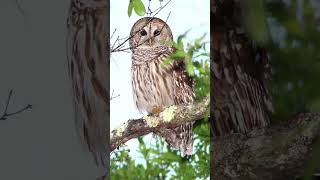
(66, 0, 108, 166)
(129, 17, 195, 156)
(211, 0, 273, 136)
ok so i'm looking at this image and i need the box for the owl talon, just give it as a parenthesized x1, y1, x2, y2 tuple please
(149, 106, 163, 115)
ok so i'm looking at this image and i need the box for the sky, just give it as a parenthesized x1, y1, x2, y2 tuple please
(110, 0, 210, 162)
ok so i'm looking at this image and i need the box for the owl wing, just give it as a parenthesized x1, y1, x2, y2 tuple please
(168, 48, 195, 156)
(172, 59, 195, 104)
(67, 1, 108, 166)
(211, 0, 273, 137)
(212, 29, 273, 136)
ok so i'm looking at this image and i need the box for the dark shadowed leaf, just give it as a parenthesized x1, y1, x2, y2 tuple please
(244, 0, 269, 44)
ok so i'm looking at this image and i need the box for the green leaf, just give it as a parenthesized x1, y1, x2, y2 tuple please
(186, 62, 195, 76)
(128, 0, 134, 17)
(162, 152, 179, 161)
(177, 35, 185, 50)
(244, 0, 269, 44)
(133, 0, 146, 16)
(193, 61, 201, 68)
(285, 19, 304, 38)
(195, 34, 206, 49)
(171, 50, 186, 59)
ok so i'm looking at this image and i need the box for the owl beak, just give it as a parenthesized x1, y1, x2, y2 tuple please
(148, 38, 153, 46)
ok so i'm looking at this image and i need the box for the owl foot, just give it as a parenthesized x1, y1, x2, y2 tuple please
(149, 106, 163, 116)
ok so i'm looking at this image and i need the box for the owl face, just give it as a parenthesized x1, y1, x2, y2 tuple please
(129, 17, 173, 51)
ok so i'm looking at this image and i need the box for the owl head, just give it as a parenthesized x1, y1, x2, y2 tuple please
(129, 17, 173, 51)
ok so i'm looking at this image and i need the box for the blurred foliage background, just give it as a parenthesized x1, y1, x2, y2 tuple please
(110, 0, 210, 179)
(244, 0, 320, 178)
(245, 0, 320, 121)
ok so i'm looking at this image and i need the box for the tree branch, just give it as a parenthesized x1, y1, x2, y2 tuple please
(109, 97, 210, 151)
(212, 113, 320, 180)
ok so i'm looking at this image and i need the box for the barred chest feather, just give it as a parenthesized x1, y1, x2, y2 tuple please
(131, 46, 175, 113)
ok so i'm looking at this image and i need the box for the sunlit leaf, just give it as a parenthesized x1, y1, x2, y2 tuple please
(171, 50, 186, 59)
(186, 62, 195, 76)
(127, 0, 134, 17)
(133, 0, 146, 16)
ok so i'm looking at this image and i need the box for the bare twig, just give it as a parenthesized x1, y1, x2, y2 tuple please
(109, 97, 209, 151)
(15, 0, 26, 16)
(111, 35, 120, 51)
(110, 28, 117, 39)
(0, 89, 32, 121)
(110, 0, 172, 53)
(111, 12, 172, 53)
(147, 0, 152, 16)
(110, 90, 120, 100)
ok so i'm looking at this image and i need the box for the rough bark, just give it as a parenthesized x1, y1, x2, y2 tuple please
(212, 113, 320, 180)
(109, 97, 210, 151)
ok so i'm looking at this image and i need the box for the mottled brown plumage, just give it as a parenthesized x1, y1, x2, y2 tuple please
(211, 0, 273, 136)
(130, 17, 195, 156)
(67, 0, 108, 166)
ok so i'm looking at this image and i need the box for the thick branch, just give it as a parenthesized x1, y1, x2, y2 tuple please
(109, 97, 210, 151)
(212, 113, 320, 180)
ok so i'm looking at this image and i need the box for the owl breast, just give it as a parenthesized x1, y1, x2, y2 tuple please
(131, 46, 175, 113)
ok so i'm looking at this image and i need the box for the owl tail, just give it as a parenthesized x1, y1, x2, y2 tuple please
(156, 122, 194, 157)
(179, 122, 193, 156)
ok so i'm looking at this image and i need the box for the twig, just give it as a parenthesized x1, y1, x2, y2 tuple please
(111, 36, 120, 51)
(110, 0, 172, 53)
(110, 28, 117, 39)
(15, 0, 26, 16)
(110, 90, 120, 100)
(165, 12, 171, 23)
(147, 0, 152, 16)
(0, 89, 32, 121)
(111, 12, 172, 53)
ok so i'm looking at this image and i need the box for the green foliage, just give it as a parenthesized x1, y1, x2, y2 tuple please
(128, 0, 146, 17)
(245, 0, 320, 178)
(111, 117, 210, 179)
(243, 0, 270, 44)
(240, 0, 320, 121)
(258, 1, 320, 121)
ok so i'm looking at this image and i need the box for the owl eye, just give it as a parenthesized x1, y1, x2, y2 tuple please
(140, 29, 147, 36)
(154, 29, 161, 36)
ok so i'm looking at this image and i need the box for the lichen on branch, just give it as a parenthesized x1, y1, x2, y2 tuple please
(109, 97, 210, 151)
